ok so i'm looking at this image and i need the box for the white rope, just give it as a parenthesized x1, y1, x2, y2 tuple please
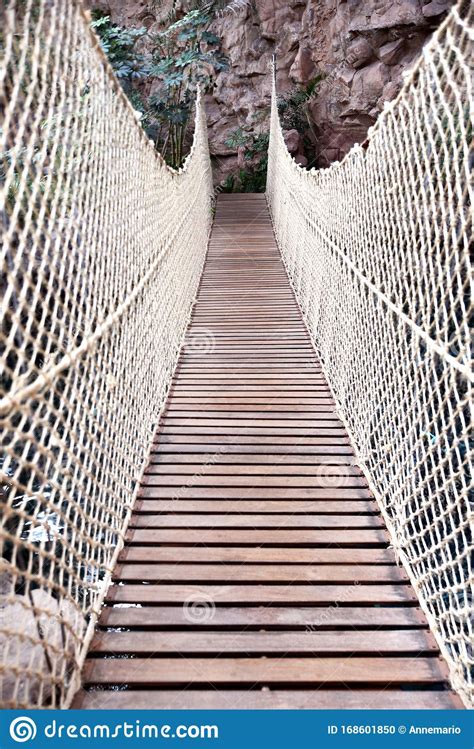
(267, 0, 473, 707)
(0, 0, 213, 708)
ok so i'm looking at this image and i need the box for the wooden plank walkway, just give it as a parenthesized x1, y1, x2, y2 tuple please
(74, 194, 460, 709)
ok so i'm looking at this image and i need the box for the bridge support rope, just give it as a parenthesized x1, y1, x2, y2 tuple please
(266, 2, 473, 707)
(1, 0, 212, 708)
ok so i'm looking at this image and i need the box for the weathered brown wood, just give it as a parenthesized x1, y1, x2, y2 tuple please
(144, 465, 361, 476)
(141, 474, 367, 487)
(105, 583, 415, 605)
(165, 398, 336, 405)
(161, 418, 344, 428)
(156, 436, 352, 446)
(170, 371, 330, 386)
(171, 388, 331, 394)
(113, 563, 406, 583)
(138, 488, 372, 500)
(74, 689, 462, 711)
(180, 350, 320, 356)
(75, 194, 456, 709)
(90, 629, 434, 655)
(154, 443, 354, 454)
(126, 528, 387, 545)
(160, 429, 349, 439)
(164, 408, 339, 416)
(128, 514, 382, 529)
(97, 604, 422, 629)
(148, 452, 356, 463)
(82, 656, 449, 686)
(133, 500, 375, 513)
(119, 546, 395, 564)
(166, 404, 337, 412)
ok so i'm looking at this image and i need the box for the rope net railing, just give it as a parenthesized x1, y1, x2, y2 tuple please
(0, 0, 213, 707)
(267, 1, 473, 707)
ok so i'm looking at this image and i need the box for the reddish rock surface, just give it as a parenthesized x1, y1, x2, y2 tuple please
(87, 0, 455, 181)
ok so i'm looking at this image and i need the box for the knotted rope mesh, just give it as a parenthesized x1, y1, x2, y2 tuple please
(1, 0, 213, 707)
(267, 2, 473, 707)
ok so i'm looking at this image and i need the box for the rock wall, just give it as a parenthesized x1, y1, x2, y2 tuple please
(87, 0, 454, 183)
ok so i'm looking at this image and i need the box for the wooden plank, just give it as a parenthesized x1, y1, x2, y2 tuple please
(133, 500, 376, 513)
(82, 656, 449, 685)
(182, 342, 315, 346)
(187, 323, 307, 328)
(169, 392, 335, 398)
(159, 428, 349, 437)
(192, 297, 300, 300)
(128, 515, 382, 529)
(170, 387, 334, 393)
(74, 689, 462, 711)
(126, 528, 386, 545)
(169, 390, 332, 395)
(141, 475, 367, 488)
(179, 348, 319, 354)
(177, 368, 322, 373)
(178, 359, 322, 364)
(105, 583, 415, 605)
(180, 349, 315, 353)
(113, 563, 407, 583)
(90, 629, 435, 655)
(177, 366, 322, 372)
(153, 444, 354, 454)
(161, 419, 344, 429)
(148, 452, 356, 463)
(173, 376, 328, 382)
(166, 400, 337, 406)
(167, 389, 335, 398)
(164, 409, 339, 417)
(144, 461, 360, 472)
(183, 334, 311, 339)
(143, 465, 361, 476)
(186, 325, 309, 329)
(138, 488, 372, 499)
(119, 546, 395, 564)
(184, 341, 310, 345)
(157, 433, 349, 443)
(177, 364, 320, 370)
(98, 604, 423, 629)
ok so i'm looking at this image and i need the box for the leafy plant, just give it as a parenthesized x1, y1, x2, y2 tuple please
(276, 78, 322, 167)
(277, 77, 321, 133)
(148, 7, 227, 166)
(91, 6, 227, 169)
(222, 128, 269, 192)
(90, 14, 147, 83)
(90, 5, 321, 180)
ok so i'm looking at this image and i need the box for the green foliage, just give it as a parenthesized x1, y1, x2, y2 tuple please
(276, 79, 322, 168)
(91, 5, 228, 168)
(148, 6, 227, 167)
(222, 129, 269, 192)
(222, 78, 322, 191)
(89, 6, 320, 181)
(90, 14, 147, 81)
(90, 13, 153, 143)
(277, 77, 322, 133)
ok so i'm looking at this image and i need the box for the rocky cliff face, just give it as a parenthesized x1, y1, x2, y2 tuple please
(88, 0, 454, 183)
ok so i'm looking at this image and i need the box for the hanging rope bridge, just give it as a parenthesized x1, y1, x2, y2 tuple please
(0, 0, 472, 709)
